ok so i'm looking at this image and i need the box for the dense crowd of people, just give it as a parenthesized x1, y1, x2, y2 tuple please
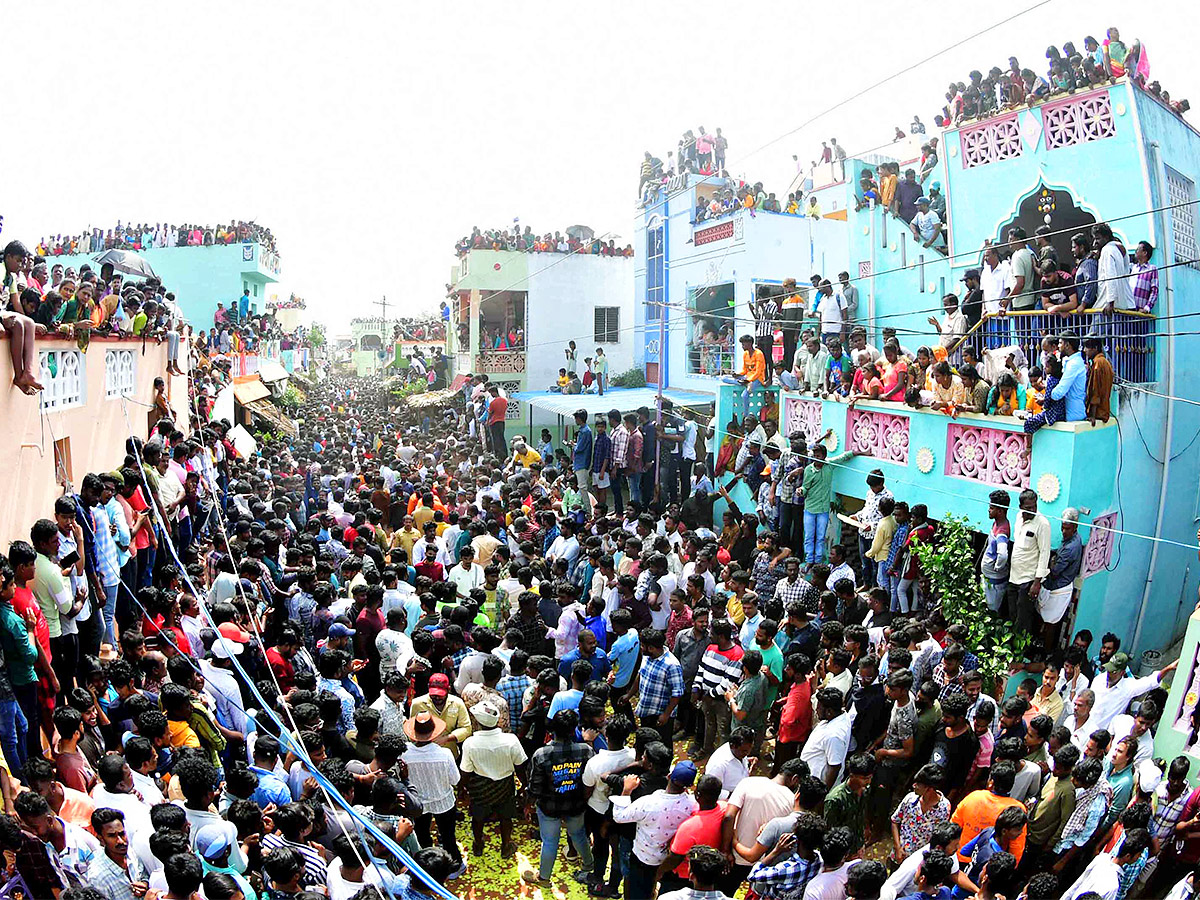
(455, 226, 632, 258)
(2, 238, 188, 392)
(934, 27, 1189, 127)
(35, 221, 279, 257)
(0, 304, 1193, 900)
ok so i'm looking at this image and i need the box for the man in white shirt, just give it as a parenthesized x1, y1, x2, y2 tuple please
(704, 728, 755, 799)
(446, 546, 484, 601)
(90, 755, 153, 836)
(1005, 489, 1052, 636)
(611, 761, 700, 900)
(1107, 704, 1158, 766)
(1088, 651, 1176, 733)
(203, 635, 249, 737)
(583, 715, 637, 819)
(1092, 223, 1134, 312)
(412, 526, 451, 568)
(815, 281, 846, 344)
(459, 700, 527, 857)
(1062, 688, 1097, 752)
(1062, 830, 1151, 900)
(801, 688, 852, 786)
(801, 826, 858, 900)
(879, 826, 965, 900)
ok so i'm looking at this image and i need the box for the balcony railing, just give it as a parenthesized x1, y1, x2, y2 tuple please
(687, 341, 736, 376)
(958, 310, 1156, 384)
(717, 383, 1118, 530)
(475, 350, 525, 373)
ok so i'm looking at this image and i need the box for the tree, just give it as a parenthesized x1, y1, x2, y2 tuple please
(915, 515, 1030, 693)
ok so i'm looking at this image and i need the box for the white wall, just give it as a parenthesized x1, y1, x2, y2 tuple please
(527, 254, 634, 391)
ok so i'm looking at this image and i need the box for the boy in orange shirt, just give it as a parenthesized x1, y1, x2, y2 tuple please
(724, 334, 768, 417)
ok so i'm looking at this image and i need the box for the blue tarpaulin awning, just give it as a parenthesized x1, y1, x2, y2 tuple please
(512, 386, 713, 419)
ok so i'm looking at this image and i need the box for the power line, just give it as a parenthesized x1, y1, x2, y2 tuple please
(635, 0, 1059, 214)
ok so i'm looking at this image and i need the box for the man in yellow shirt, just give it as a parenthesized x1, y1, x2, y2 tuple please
(392, 515, 421, 562)
(723, 334, 769, 417)
(508, 437, 541, 472)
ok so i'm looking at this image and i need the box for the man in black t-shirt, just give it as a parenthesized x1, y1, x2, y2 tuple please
(931, 692, 980, 803)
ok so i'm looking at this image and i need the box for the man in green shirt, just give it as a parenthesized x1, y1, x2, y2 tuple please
(31, 518, 78, 699)
(753, 618, 785, 709)
(911, 681, 943, 778)
(727, 648, 769, 750)
(0, 559, 40, 773)
(797, 440, 860, 565)
(824, 753, 875, 853)
(1025, 745, 1077, 864)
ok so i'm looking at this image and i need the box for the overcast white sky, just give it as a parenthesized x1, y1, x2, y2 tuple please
(4, 1, 1196, 331)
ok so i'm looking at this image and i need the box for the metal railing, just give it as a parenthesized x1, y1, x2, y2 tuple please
(951, 309, 1156, 383)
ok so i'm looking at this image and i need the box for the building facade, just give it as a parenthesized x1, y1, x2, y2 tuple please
(635, 77, 1200, 663)
(42, 241, 282, 331)
(446, 249, 634, 428)
(0, 334, 186, 545)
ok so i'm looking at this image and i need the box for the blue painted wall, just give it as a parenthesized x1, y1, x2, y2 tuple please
(40, 242, 281, 333)
(634, 80, 1200, 657)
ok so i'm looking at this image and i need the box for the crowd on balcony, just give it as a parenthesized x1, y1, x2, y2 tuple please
(0, 303, 1190, 900)
(717, 263, 1120, 431)
(455, 226, 632, 258)
(934, 26, 1189, 127)
(2, 238, 187, 394)
(35, 220, 279, 257)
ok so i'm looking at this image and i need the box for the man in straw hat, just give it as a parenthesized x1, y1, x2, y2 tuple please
(460, 699, 527, 858)
(402, 710, 466, 879)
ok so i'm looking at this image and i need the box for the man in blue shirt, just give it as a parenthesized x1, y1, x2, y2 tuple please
(248, 734, 293, 809)
(900, 847, 956, 900)
(1050, 332, 1087, 421)
(1071, 233, 1098, 309)
(607, 608, 641, 702)
(570, 410, 593, 517)
(557, 629, 611, 682)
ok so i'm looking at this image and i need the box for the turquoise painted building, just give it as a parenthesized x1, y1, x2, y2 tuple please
(634, 78, 1200, 663)
(40, 242, 282, 332)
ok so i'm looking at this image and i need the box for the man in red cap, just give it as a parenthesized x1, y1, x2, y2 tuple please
(409, 673, 472, 759)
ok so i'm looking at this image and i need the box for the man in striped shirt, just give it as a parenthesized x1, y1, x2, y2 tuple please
(607, 410, 629, 517)
(692, 619, 744, 757)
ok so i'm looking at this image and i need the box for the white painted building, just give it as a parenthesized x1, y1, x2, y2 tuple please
(447, 249, 634, 428)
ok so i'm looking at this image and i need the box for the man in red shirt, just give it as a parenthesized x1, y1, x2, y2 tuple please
(415, 544, 445, 583)
(485, 384, 508, 456)
(774, 653, 814, 774)
(659, 774, 726, 891)
(266, 629, 302, 693)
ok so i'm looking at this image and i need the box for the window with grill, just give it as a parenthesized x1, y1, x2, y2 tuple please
(1167, 166, 1198, 268)
(594, 307, 620, 343)
(39, 349, 87, 411)
(105, 349, 137, 399)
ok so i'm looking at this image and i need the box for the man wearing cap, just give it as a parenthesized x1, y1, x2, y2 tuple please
(410, 673, 472, 758)
(911, 197, 944, 251)
(460, 699, 527, 858)
(611, 758, 701, 900)
(403, 711, 465, 878)
(1036, 508, 1084, 649)
(1088, 652, 1177, 734)
(202, 626, 250, 740)
(193, 821, 256, 900)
